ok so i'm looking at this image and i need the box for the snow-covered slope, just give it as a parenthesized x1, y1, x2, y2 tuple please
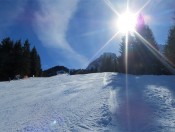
(0, 73, 175, 131)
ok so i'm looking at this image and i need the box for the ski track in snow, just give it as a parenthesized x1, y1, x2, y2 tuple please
(0, 73, 175, 131)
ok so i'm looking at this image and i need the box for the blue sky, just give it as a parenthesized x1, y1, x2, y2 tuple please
(0, 0, 174, 70)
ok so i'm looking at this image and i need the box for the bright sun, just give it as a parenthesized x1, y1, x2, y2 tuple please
(117, 11, 137, 33)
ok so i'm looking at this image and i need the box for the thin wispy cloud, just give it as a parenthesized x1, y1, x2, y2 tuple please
(33, 0, 88, 67)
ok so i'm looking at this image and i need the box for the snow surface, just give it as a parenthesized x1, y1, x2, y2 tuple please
(0, 73, 175, 132)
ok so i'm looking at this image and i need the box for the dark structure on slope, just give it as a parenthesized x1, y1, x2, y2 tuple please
(43, 66, 69, 77)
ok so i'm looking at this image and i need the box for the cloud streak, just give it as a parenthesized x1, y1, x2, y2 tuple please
(34, 0, 88, 67)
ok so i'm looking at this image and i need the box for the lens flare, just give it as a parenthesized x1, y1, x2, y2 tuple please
(117, 11, 137, 33)
(103, 0, 159, 130)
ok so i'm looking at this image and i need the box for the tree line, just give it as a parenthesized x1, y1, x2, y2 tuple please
(0, 37, 42, 81)
(117, 14, 175, 75)
(85, 14, 175, 75)
(1, 14, 175, 79)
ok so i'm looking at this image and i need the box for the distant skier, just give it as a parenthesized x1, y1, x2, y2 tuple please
(9, 77, 11, 82)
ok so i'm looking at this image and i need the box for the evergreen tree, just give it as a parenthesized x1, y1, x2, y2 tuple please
(22, 40, 31, 76)
(100, 55, 107, 72)
(113, 57, 118, 72)
(164, 25, 175, 68)
(0, 43, 2, 79)
(0, 38, 14, 80)
(118, 37, 125, 73)
(134, 14, 161, 74)
(0, 37, 42, 81)
(13, 40, 23, 76)
(30, 47, 42, 77)
(106, 56, 114, 72)
(118, 14, 161, 75)
(118, 34, 136, 74)
(100, 54, 116, 72)
(37, 54, 42, 76)
(135, 23, 160, 74)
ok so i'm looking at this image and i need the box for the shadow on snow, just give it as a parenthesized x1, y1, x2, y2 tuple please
(106, 73, 175, 132)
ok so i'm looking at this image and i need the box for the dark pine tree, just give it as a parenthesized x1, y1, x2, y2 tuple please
(113, 57, 118, 72)
(134, 14, 161, 74)
(164, 25, 175, 68)
(0, 37, 42, 81)
(100, 54, 116, 72)
(0, 37, 14, 80)
(37, 54, 42, 76)
(118, 14, 162, 75)
(118, 34, 136, 74)
(0, 42, 2, 79)
(13, 40, 23, 76)
(22, 40, 31, 77)
(100, 55, 107, 72)
(118, 37, 125, 73)
(30, 47, 42, 77)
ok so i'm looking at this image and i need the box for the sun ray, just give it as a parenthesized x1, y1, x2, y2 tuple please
(134, 31, 175, 74)
(125, 32, 129, 74)
(124, 31, 131, 130)
(83, 31, 120, 69)
(104, 0, 120, 17)
(136, 0, 151, 15)
(126, 0, 130, 11)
